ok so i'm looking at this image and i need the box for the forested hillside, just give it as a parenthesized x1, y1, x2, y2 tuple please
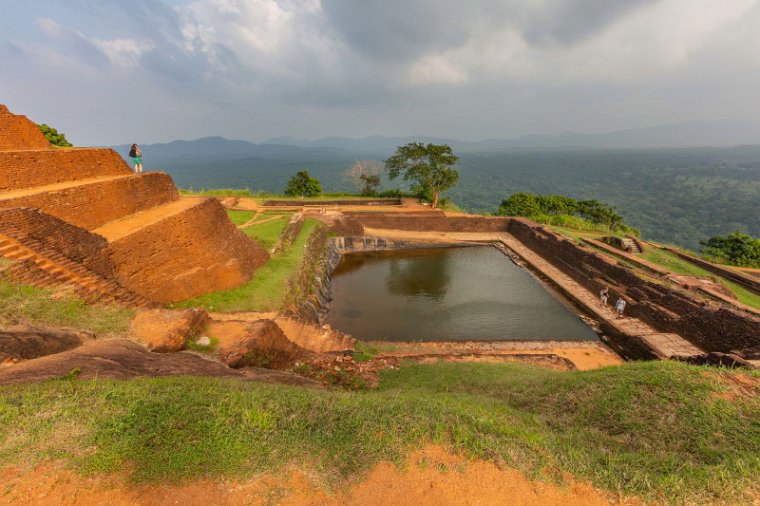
(117, 142, 760, 251)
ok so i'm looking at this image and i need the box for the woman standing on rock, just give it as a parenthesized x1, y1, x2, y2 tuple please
(129, 143, 143, 173)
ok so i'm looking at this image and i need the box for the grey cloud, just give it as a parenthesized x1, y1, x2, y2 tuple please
(37, 18, 110, 68)
(321, 0, 662, 63)
(320, 0, 475, 61)
(519, 0, 662, 46)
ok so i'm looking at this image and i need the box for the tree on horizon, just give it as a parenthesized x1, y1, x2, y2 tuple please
(385, 142, 459, 209)
(284, 170, 322, 197)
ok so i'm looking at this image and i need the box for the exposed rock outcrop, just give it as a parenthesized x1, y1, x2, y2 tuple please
(209, 319, 307, 369)
(130, 308, 210, 352)
(0, 325, 93, 362)
(0, 339, 318, 386)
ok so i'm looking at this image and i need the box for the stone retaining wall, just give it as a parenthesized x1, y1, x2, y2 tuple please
(264, 198, 402, 207)
(506, 218, 760, 355)
(664, 247, 760, 295)
(107, 198, 269, 303)
(0, 207, 114, 278)
(0, 148, 131, 191)
(0, 173, 178, 230)
(344, 212, 511, 232)
(0, 105, 51, 151)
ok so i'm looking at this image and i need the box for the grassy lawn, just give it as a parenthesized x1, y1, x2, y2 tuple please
(0, 278, 134, 337)
(0, 361, 757, 504)
(180, 188, 379, 205)
(174, 219, 321, 312)
(225, 209, 255, 226)
(642, 248, 760, 310)
(241, 215, 292, 251)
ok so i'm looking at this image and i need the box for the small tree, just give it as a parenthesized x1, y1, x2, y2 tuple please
(345, 160, 384, 196)
(285, 170, 322, 197)
(385, 142, 459, 209)
(499, 192, 542, 216)
(38, 123, 72, 147)
(700, 232, 760, 268)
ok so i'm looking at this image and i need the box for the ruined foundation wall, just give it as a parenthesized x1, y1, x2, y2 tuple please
(344, 212, 511, 232)
(664, 248, 760, 295)
(0, 207, 115, 278)
(0, 149, 132, 191)
(506, 218, 760, 354)
(107, 198, 269, 303)
(0, 105, 51, 151)
(0, 173, 178, 230)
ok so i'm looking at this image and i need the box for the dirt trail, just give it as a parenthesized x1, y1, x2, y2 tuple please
(0, 446, 635, 505)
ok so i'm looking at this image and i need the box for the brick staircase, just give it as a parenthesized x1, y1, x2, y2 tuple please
(0, 233, 155, 306)
(0, 104, 268, 306)
(620, 237, 642, 254)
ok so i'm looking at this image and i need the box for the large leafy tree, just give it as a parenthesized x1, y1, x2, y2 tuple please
(385, 142, 459, 209)
(284, 170, 322, 197)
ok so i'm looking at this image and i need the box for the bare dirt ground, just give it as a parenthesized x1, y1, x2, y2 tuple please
(0, 446, 636, 506)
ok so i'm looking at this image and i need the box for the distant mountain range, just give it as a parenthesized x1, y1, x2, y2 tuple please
(111, 119, 760, 162)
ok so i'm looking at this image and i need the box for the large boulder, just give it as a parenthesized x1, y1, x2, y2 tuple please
(0, 325, 93, 362)
(130, 308, 210, 352)
(209, 319, 307, 369)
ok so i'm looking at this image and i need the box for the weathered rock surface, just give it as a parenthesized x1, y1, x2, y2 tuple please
(209, 319, 308, 369)
(0, 339, 318, 386)
(0, 325, 94, 362)
(130, 308, 210, 352)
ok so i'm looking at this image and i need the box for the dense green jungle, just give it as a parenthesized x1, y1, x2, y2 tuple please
(150, 145, 760, 251)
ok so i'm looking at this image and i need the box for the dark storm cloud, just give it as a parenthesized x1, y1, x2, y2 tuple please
(320, 0, 662, 62)
(518, 0, 661, 45)
(2, 0, 759, 144)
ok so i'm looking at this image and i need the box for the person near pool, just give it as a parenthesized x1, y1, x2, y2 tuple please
(615, 297, 626, 318)
(129, 143, 143, 173)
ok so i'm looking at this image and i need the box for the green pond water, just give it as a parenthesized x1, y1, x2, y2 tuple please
(326, 246, 599, 342)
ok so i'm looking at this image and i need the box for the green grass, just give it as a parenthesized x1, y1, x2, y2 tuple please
(642, 248, 760, 310)
(174, 220, 322, 312)
(180, 188, 383, 205)
(241, 216, 291, 251)
(0, 278, 134, 336)
(0, 361, 757, 504)
(225, 209, 254, 226)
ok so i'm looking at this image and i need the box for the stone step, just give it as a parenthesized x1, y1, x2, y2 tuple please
(93, 197, 204, 242)
(0, 232, 155, 307)
(0, 172, 179, 231)
(92, 197, 268, 304)
(0, 147, 132, 192)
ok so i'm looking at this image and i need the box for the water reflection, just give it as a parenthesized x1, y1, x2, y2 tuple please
(386, 249, 450, 300)
(328, 246, 599, 342)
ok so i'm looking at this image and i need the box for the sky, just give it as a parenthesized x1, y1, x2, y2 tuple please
(1, 0, 760, 145)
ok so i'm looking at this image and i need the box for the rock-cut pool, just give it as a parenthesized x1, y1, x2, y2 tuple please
(326, 246, 599, 342)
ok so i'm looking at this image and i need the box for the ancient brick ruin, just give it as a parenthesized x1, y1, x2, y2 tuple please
(0, 105, 268, 304)
(343, 211, 760, 360)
